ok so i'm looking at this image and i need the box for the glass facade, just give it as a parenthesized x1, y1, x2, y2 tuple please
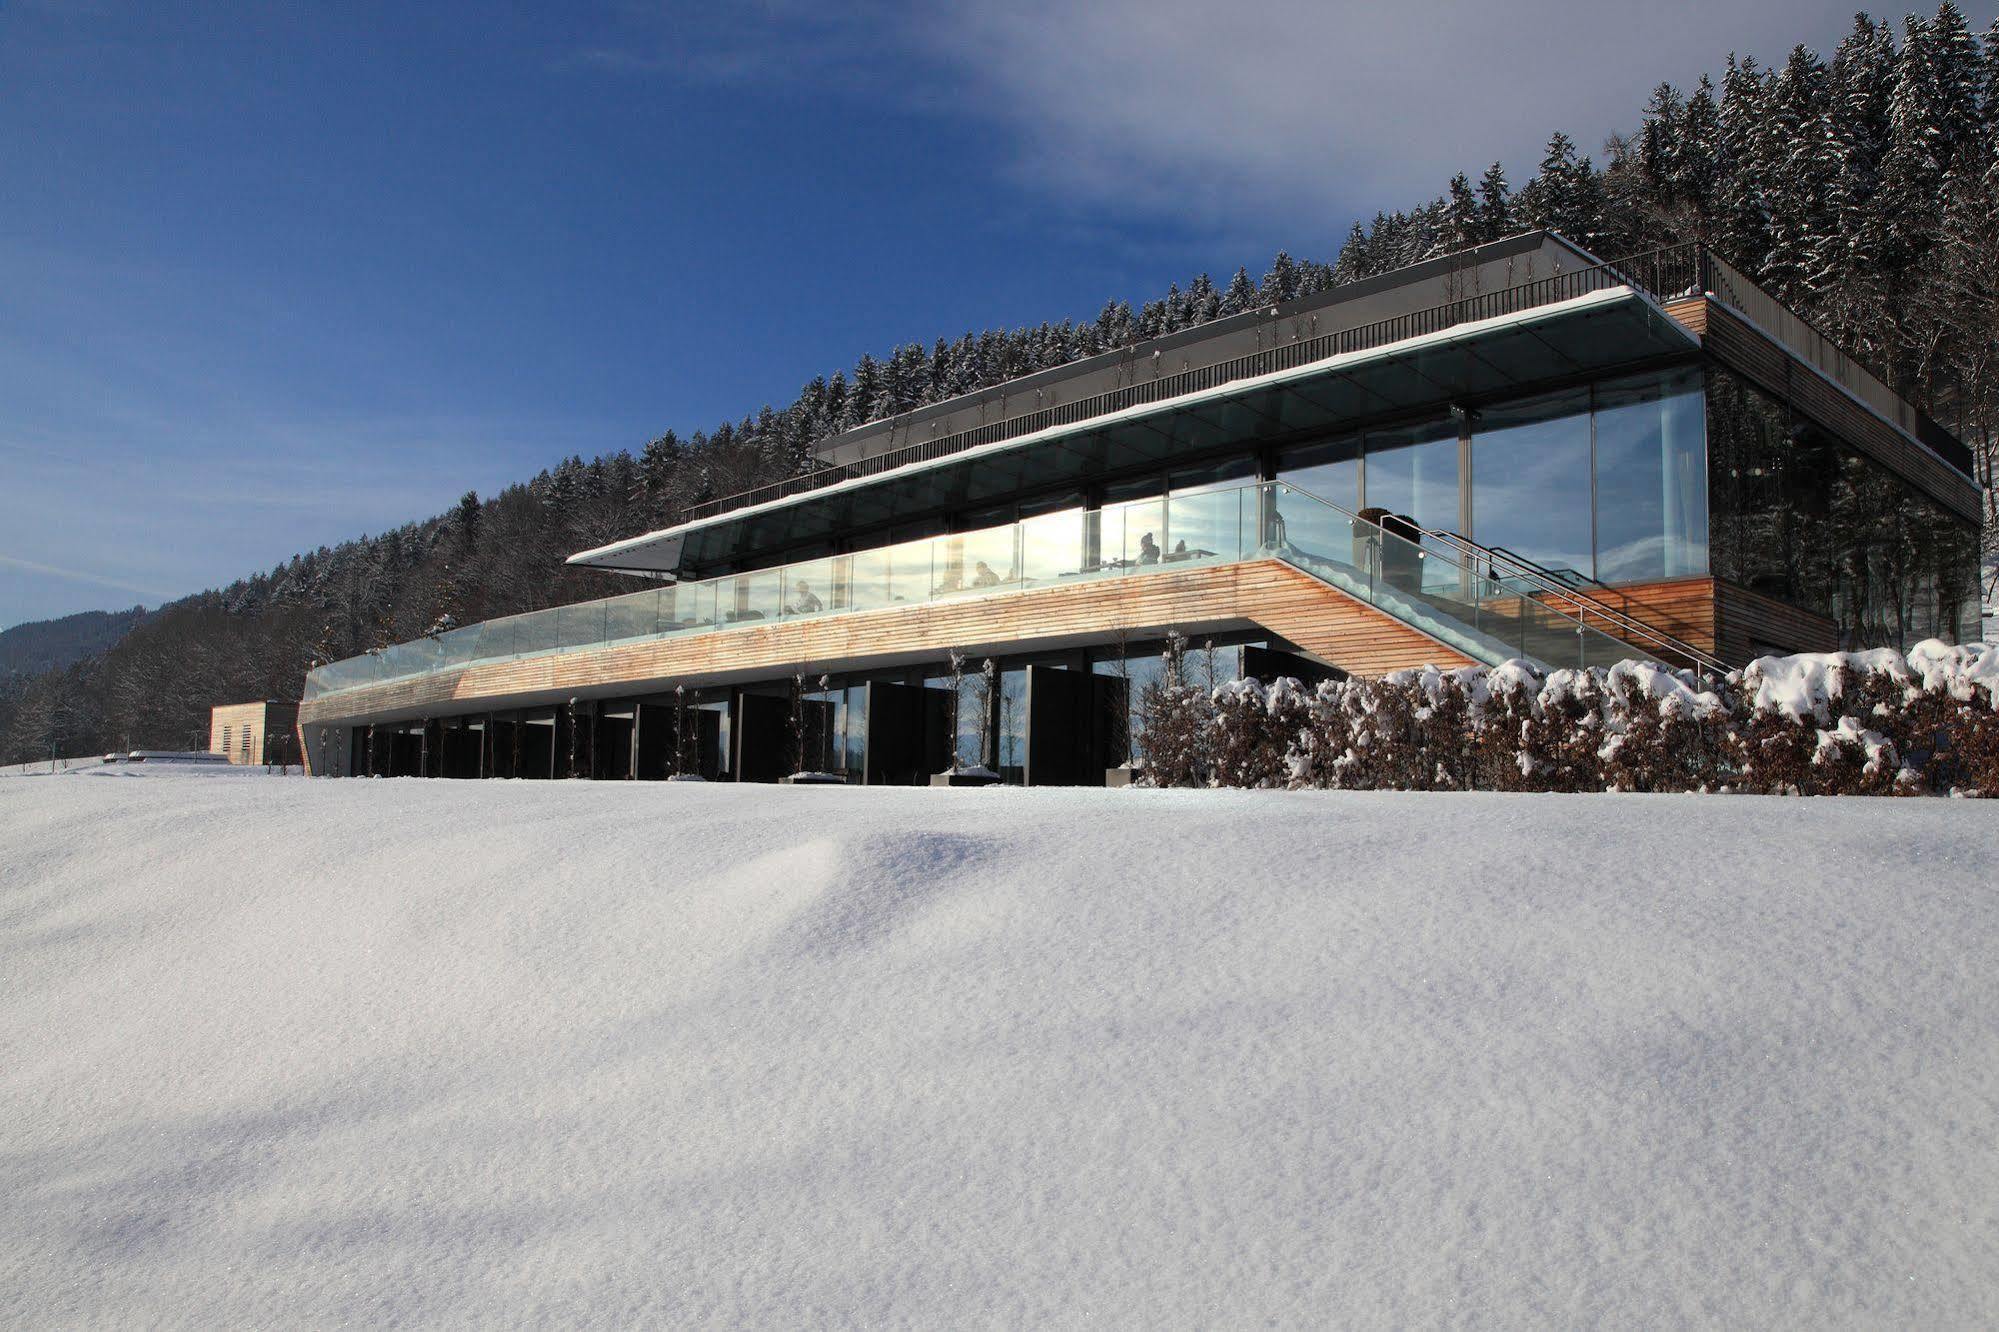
(1593, 369, 1708, 582)
(1707, 369, 1980, 650)
(1472, 388, 1594, 578)
(1366, 416, 1462, 535)
(314, 350, 1979, 720)
(1273, 367, 1710, 588)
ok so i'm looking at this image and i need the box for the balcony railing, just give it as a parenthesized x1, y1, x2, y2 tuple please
(305, 482, 1675, 704)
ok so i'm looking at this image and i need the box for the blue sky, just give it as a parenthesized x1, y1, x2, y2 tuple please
(3, 0, 1977, 627)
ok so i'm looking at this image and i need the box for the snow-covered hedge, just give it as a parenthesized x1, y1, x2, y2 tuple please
(1137, 639, 1999, 796)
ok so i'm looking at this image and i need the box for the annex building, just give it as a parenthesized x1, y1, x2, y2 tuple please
(296, 233, 1984, 784)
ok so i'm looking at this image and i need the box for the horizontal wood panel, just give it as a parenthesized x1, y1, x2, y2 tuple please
(301, 560, 1477, 726)
(1663, 296, 1708, 336)
(1562, 576, 1718, 662)
(1715, 580, 1840, 662)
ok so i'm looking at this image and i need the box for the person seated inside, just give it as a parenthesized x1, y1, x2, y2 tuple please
(1173, 539, 1188, 556)
(788, 579, 823, 614)
(1137, 532, 1161, 565)
(971, 560, 1000, 587)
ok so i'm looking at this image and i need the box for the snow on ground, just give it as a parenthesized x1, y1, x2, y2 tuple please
(3, 770, 1997, 1326)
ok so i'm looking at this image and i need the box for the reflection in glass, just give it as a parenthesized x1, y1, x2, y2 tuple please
(1020, 507, 1086, 585)
(1594, 369, 1707, 582)
(998, 666, 1027, 783)
(1093, 651, 1166, 763)
(1105, 497, 1166, 568)
(1473, 389, 1592, 578)
(1706, 368, 1980, 649)
(782, 557, 840, 617)
(1161, 487, 1240, 566)
(1277, 434, 1361, 512)
(1365, 416, 1460, 532)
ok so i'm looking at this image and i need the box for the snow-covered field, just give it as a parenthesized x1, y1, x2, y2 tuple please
(4, 768, 1997, 1326)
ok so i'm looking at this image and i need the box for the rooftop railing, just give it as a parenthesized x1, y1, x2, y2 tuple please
(305, 481, 1683, 704)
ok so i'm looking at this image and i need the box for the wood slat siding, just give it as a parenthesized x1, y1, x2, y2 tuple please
(1663, 296, 1708, 336)
(1700, 302, 1981, 523)
(1714, 581, 1840, 663)
(299, 560, 1476, 727)
(1555, 576, 1719, 660)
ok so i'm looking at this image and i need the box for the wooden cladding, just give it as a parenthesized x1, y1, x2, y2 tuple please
(300, 560, 1474, 727)
(1662, 296, 1708, 337)
(1715, 581, 1840, 663)
(1560, 576, 1719, 663)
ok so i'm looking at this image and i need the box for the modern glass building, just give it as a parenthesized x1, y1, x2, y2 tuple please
(297, 233, 1984, 783)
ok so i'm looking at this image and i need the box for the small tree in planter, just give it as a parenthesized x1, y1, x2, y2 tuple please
(668, 685, 705, 781)
(1137, 632, 1211, 786)
(931, 649, 1000, 785)
(975, 657, 997, 772)
(1099, 622, 1140, 784)
(784, 673, 845, 783)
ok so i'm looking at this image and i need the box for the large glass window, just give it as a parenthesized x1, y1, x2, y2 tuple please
(1020, 506, 1087, 585)
(997, 666, 1028, 783)
(1593, 369, 1709, 582)
(1092, 650, 1165, 767)
(1276, 434, 1360, 512)
(925, 667, 990, 770)
(1365, 417, 1460, 533)
(1473, 388, 1592, 579)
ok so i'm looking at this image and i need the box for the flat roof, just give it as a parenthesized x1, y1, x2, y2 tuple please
(570, 284, 1697, 576)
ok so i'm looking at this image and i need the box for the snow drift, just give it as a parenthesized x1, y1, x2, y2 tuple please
(3, 770, 1997, 1325)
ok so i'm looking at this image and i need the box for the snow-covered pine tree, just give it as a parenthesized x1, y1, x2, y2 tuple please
(1476, 161, 1512, 241)
(1717, 54, 1777, 270)
(1260, 251, 1301, 304)
(1763, 46, 1838, 302)
(1441, 173, 1482, 253)
(1219, 267, 1258, 316)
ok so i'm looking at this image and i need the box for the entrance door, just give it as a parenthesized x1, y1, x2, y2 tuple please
(1024, 665, 1128, 786)
(863, 681, 953, 785)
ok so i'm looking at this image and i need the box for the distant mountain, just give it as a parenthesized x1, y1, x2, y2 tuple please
(0, 607, 149, 680)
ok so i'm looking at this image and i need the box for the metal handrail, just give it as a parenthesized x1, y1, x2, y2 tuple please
(1414, 525, 1732, 675)
(674, 241, 1709, 525)
(1483, 545, 1610, 593)
(1266, 481, 1713, 670)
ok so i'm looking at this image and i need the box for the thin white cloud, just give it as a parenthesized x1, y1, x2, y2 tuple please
(0, 553, 173, 601)
(915, 0, 1945, 220)
(570, 2, 1994, 230)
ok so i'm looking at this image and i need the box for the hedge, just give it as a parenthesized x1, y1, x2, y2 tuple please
(1135, 638, 1999, 797)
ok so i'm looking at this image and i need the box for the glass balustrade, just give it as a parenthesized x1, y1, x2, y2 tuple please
(305, 479, 1652, 700)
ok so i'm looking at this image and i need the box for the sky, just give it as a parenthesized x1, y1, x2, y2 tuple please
(3, 0, 1985, 627)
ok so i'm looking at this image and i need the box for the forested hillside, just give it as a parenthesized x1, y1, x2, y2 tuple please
(3, 2, 1995, 762)
(0, 607, 148, 682)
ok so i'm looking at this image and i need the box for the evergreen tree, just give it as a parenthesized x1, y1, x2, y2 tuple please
(1717, 55, 1777, 267)
(1476, 162, 1512, 240)
(1219, 266, 1258, 316)
(1442, 172, 1483, 251)
(1763, 45, 1838, 300)
(1260, 251, 1301, 304)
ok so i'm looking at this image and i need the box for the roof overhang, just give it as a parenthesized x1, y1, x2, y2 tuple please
(568, 286, 1698, 577)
